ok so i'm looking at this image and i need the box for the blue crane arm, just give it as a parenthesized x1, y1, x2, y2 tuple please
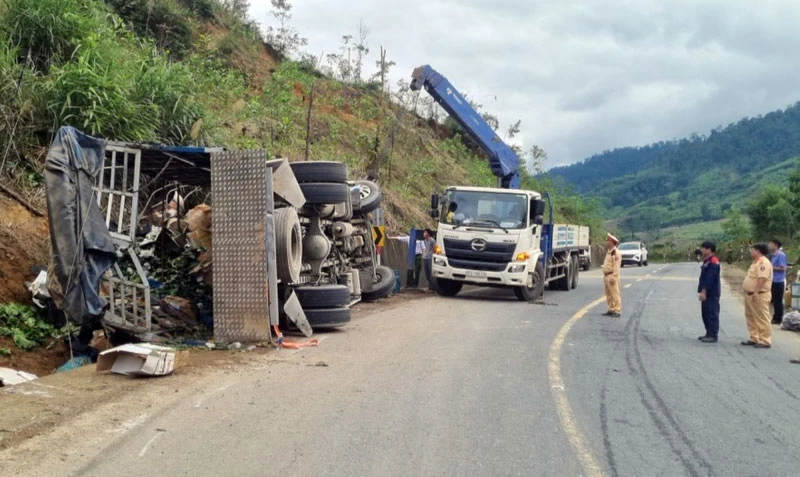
(410, 65, 521, 189)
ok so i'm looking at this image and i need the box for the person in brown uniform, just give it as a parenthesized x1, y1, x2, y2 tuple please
(602, 233, 622, 317)
(741, 243, 773, 348)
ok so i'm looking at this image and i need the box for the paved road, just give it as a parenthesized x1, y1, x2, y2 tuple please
(34, 264, 800, 476)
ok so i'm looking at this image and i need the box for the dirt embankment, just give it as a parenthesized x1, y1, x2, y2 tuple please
(0, 194, 50, 304)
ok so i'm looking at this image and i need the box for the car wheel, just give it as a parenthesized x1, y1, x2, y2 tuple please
(300, 182, 350, 205)
(293, 284, 350, 309)
(303, 307, 351, 328)
(274, 207, 302, 283)
(515, 262, 544, 301)
(352, 180, 382, 214)
(289, 161, 348, 183)
(359, 265, 395, 301)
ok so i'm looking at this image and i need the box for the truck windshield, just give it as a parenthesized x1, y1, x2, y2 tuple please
(440, 190, 528, 229)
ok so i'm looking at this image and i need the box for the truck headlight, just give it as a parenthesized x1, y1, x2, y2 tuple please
(434, 257, 446, 266)
(509, 264, 526, 273)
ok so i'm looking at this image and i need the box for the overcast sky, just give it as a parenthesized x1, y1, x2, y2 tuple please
(249, 0, 800, 169)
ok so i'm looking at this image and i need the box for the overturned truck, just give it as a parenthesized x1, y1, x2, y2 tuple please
(44, 127, 392, 347)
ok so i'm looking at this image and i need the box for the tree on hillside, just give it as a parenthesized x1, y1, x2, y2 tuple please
(527, 145, 547, 174)
(721, 207, 751, 243)
(745, 185, 796, 240)
(223, 0, 250, 19)
(263, 0, 307, 57)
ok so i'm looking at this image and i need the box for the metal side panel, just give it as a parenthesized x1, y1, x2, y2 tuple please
(211, 150, 272, 343)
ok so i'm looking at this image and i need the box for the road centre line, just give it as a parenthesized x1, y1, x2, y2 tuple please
(624, 284, 632, 288)
(548, 296, 608, 477)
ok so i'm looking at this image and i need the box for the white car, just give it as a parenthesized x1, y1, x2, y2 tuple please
(619, 241, 648, 267)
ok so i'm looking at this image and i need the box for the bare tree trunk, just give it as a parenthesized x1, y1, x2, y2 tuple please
(304, 82, 315, 161)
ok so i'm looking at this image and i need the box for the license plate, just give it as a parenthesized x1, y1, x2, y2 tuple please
(466, 270, 487, 278)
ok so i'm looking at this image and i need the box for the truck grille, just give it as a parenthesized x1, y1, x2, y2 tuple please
(443, 238, 515, 272)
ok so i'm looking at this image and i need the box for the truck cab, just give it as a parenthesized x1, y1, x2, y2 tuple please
(430, 186, 548, 300)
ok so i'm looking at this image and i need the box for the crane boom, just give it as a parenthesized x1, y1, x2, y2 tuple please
(410, 65, 521, 189)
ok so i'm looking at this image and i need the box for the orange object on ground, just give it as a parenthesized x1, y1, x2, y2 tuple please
(272, 325, 319, 349)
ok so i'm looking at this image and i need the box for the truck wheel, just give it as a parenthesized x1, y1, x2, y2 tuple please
(353, 180, 382, 214)
(433, 277, 463, 297)
(570, 258, 579, 289)
(275, 207, 302, 283)
(300, 182, 350, 205)
(293, 284, 350, 309)
(555, 258, 571, 291)
(289, 161, 348, 183)
(304, 307, 351, 328)
(360, 265, 395, 301)
(582, 260, 590, 272)
(515, 262, 544, 301)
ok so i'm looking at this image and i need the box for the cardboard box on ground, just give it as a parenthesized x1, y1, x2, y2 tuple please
(96, 343, 188, 377)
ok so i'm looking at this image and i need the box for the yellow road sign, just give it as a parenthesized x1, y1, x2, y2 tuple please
(372, 226, 385, 247)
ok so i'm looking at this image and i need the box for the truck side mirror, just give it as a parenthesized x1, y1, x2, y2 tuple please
(429, 208, 440, 219)
(530, 199, 545, 219)
(430, 193, 439, 211)
(534, 215, 544, 225)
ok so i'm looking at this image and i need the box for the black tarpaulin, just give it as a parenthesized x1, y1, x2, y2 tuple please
(44, 126, 116, 327)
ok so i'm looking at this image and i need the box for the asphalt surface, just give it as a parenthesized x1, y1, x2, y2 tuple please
(27, 263, 800, 476)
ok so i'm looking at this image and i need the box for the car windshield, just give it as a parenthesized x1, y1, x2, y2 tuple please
(618, 243, 640, 251)
(440, 190, 528, 229)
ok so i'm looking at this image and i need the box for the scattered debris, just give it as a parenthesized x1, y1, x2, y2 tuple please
(96, 343, 185, 377)
(56, 356, 93, 373)
(26, 271, 50, 309)
(0, 367, 38, 386)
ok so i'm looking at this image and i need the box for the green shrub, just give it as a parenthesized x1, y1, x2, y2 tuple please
(105, 0, 193, 58)
(2, 0, 110, 71)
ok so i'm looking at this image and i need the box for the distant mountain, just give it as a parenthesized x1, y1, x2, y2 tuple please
(548, 102, 800, 229)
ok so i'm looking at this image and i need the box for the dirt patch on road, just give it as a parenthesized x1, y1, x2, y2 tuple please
(0, 289, 430, 453)
(722, 264, 747, 299)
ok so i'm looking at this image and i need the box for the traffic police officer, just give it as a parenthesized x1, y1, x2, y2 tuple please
(602, 233, 622, 317)
(741, 243, 773, 348)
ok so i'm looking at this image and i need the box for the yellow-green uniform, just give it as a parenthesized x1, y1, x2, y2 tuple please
(743, 256, 773, 345)
(603, 246, 622, 313)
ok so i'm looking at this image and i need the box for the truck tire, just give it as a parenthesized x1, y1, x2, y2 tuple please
(581, 259, 590, 272)
(554, 258, 571, 291)
(300, 182, 350, 205)
(433, 277, 463, 297)
(289, 161, 347, 183)
(293, 284, 350, 309)
(515, 262, 544, 302)
(353, 180, 382, 214)
(570, 257, 579, 290)
(275, 207, 302, 283)
(360, 265, 395, 301)
(304, 307, 351, 328)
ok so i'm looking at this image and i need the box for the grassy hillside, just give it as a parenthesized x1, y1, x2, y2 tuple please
(548, 103, 800, 229)
(0, 0, 603, 239)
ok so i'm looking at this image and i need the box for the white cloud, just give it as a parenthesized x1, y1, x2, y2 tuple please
(249, 0, 800, 168)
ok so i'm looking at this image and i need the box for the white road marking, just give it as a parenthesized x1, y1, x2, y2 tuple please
(138, 434, 162, 457)
(548, 296, 607, 477)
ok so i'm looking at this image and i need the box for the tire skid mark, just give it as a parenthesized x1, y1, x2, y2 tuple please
(623, 267, 715, 477)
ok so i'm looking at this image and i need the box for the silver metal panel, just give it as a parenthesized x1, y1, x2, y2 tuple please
(212, 150, 272, 343)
